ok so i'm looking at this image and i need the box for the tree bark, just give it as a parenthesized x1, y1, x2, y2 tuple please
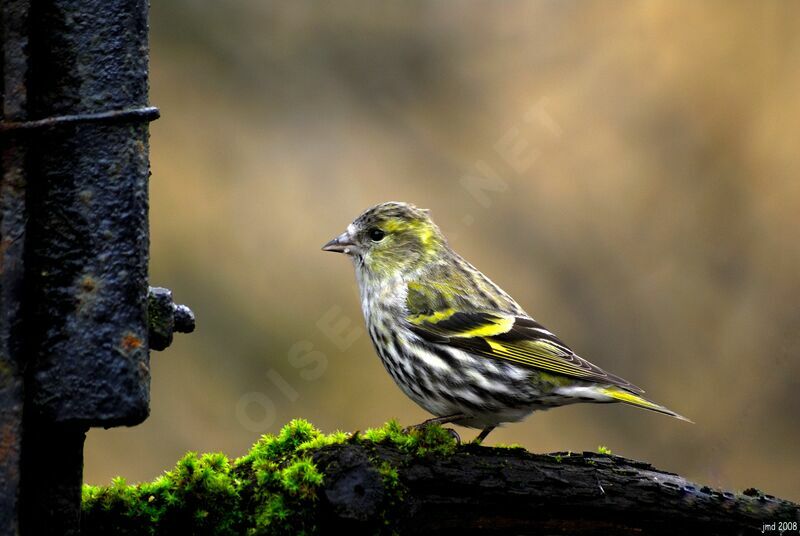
(312, 443, 800, 535)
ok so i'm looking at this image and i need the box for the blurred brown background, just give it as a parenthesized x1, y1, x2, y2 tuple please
(84, 1, 800, 501)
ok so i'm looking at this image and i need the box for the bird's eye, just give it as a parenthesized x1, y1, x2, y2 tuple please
(368, 228, 385, 242)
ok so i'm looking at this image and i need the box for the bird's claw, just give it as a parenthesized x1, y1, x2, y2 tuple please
(444, 427, 461, 444)
(402, 423, 461, 444)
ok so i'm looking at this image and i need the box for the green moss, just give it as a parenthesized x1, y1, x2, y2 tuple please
(362, 419, 458, 456)
(82, 452, 242, 535)
(233, 419, 330, 535)
(550, 451, 572, 463)
(296, 430, 349, 452)
(493, 443, 524, 450)
(377, 460, 405, 534)
(597, 445, 612, 455)
(82, 419, 460, 535)
(377, 461, 399, 489)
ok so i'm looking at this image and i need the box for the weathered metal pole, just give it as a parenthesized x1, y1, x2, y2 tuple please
(0, 1, 192, 534)
(21, 0, 153, 426)
(1, 1, 33, 534)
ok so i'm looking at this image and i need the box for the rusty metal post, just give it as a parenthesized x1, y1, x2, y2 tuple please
(22, 0, 153, 427)
(0, 0, 193, 534)
(1, 1, 32, 534)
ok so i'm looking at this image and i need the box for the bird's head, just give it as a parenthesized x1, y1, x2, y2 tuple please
(322, 202, 446, 277)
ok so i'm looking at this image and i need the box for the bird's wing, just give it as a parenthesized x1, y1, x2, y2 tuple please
(406, 307, 644, 394)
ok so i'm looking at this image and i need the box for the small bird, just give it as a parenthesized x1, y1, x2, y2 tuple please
(323, 202, 690, 443)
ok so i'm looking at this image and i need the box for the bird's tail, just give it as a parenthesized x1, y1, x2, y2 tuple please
(598, 387, 694, 423)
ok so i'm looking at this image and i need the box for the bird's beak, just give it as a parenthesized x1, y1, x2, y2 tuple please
(322, 230, 356, 255)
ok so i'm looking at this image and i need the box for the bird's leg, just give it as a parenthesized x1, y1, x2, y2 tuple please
(405, 413, 466, 443)
(472, 425, 496, 445)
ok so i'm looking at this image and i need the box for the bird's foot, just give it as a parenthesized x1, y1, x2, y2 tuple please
(403, 423, 461, 444)
(444, 427, 461, 444)
(403, 413, 465, 439)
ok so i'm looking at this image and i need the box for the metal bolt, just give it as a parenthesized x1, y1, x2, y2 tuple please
(148, 286, 195, 351)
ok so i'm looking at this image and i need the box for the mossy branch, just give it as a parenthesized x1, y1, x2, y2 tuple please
(81, 420, 799, 535)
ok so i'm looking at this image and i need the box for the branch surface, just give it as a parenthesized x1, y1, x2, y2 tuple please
(80, 420, 800, 535)
(314, 442, 799, 535)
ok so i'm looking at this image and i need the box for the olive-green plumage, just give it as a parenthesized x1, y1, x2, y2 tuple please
(323, 202, 690, 442)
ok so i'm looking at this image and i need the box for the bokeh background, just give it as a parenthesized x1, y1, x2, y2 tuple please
(84, 1, 800, 501)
